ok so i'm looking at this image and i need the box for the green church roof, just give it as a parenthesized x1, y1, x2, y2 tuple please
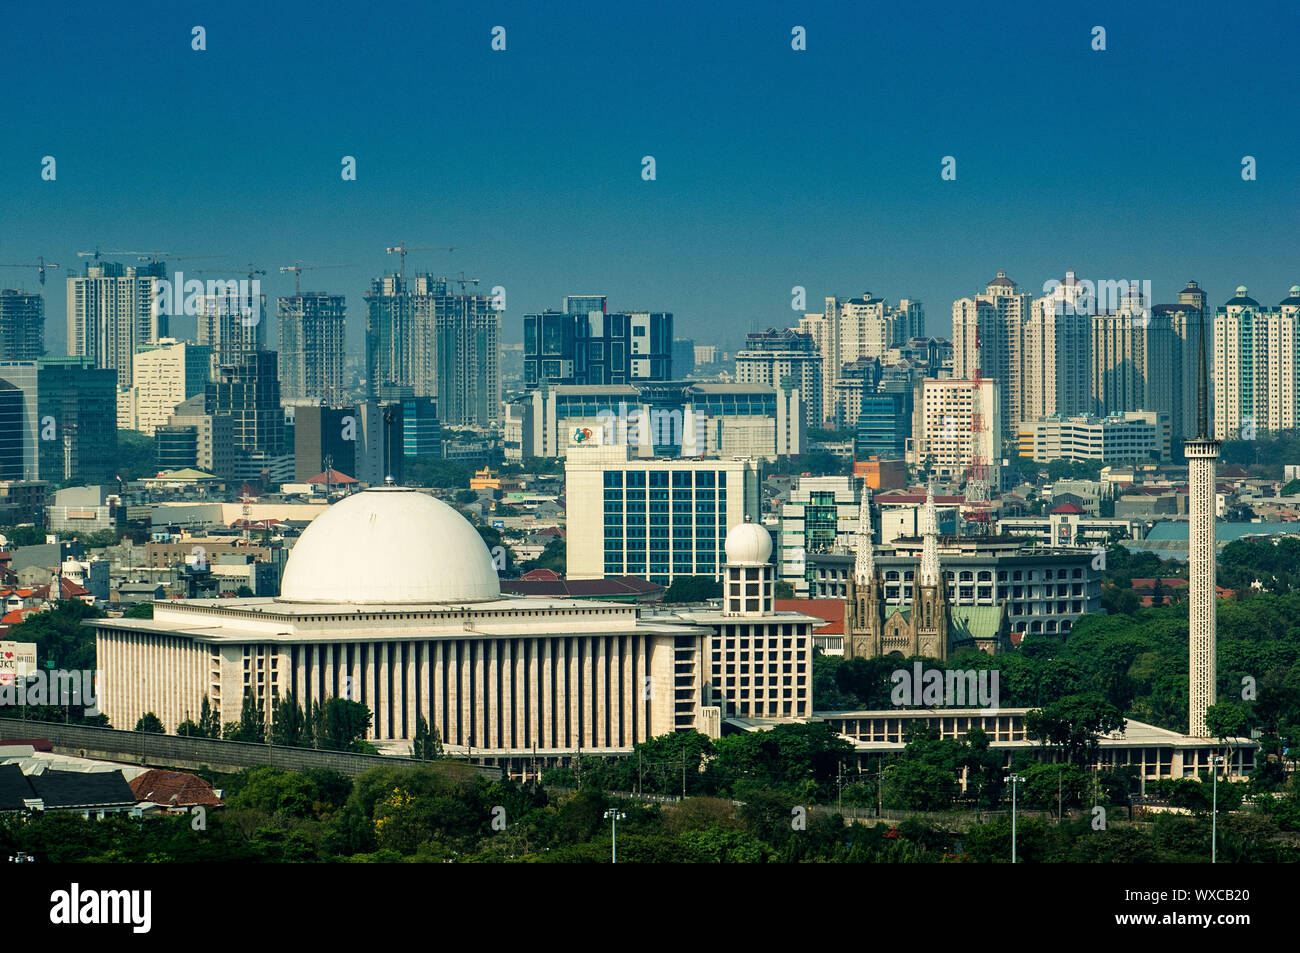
(950, 605, 1004, 642)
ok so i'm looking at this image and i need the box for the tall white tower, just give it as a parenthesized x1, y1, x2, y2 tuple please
(1186, 302, 1219, 737)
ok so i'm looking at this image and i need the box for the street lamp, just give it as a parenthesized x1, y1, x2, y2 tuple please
(1006, 774, 1026, 864)
(604, 808, 627, 864)
(1210, 754, 1225, 864)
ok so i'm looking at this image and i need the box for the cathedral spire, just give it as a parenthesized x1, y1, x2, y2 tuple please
(853, 480, 873, 584)
(919, 482, 940, 588)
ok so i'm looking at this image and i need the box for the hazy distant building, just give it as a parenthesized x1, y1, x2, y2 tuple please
(211, 348, 289, 481)
(278, 293, 346, 403)
(672, 337, 696, 378)
(65, 261, 163, 388)
(0, 290, 44, 361)
(523, 306, 673, 389)
(365, 274, 500, 427)
(735, 328, 821, 429)
(800, 293, 923, 424)
(293, 405, 357, 483)
(1024, 272, 1091, 421)
(1090, 285, 1179, 423)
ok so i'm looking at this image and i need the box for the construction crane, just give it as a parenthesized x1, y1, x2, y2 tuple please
(279, 261, 353, 296)
(385, 242, 454, 278)
(444, 270, 480, 293)
(0, 257, 60, 289)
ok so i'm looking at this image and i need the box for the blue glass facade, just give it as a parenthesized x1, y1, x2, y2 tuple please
(856, 391, 910, 456)
(524, 310, 673, 388)
(602, 467, 727, 585)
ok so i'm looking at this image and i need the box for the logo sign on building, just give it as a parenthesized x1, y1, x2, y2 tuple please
(571, 426, 595, 445)
(0, 642, 37, 685)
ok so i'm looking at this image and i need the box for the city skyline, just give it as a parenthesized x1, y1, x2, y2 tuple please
(2, 0, 1297, 357)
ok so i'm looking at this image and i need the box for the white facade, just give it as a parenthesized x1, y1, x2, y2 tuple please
(1214, 286, 1300, 439)
(129, 341, 211, 436)
(1018, 411, 1170, 463)
(65, 266, 161, 389)
(908, 377, 1002, 484)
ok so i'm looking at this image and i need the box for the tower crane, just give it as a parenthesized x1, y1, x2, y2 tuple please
(385, 242, 454, 278)
(0, 257, 60, 289)
(279, 261, 354, 296)
(445, 270, 480, 293)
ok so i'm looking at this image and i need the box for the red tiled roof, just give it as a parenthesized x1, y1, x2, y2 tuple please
(129, 769, 224, 808)
(1051, 503, 1084, 514)
(520, 568, 562, 580)
(59, 577, 90, 599)
(774, 598, 845, 635)
(307, 470, 358, 484)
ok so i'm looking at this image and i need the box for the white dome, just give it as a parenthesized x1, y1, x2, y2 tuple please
(724, 521, 772, 566)
(278, 488, 501, 604)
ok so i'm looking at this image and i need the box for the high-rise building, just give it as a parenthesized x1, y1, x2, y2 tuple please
(856, 390, 911, 458)
(672, 337, 696, 378)
(1089, 285, 1179, 423)
(777, 476, 865, 596)
(65, 261, 163, 388)
(278, 293, 346, 403)
(0, 380, 24, 480)
(0, 290, 44, 361)
(0, 361, 39, 480)
(908, 377, 1002, 485)
(564, 444, 760, 585)
(801, 293, 923, 425)
(1024, 272, 1091, 421)
(1186, 300, 1219, 738)
(1213, 285, 1300, 439)
(364, 274, 500, 427)
(523, 307, 673, 389)
(211, 348, 289, 481)
(952, 271, 1030, 442)
(126, 339, 211, 435)
(734, 328, 821, 429)
(36, 356, 118, 485)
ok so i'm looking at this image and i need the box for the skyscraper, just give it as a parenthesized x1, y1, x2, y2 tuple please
(1024, 273, 1091, 421)
(364, 274, 500, 427)
(65, 261, 162, 388)
(1089, 285, 1178, 421)
(1186, 302, 1219, 739)
(801, 293, 924, 425)
(1213, 285, 1300, 439)
(279, 293, 346, 402)
(36, 356, 118, 484)
(0, 290, 45, 361)
(211, 348, 289, 481)
(127, 340, 211, 435)
(952, 271, 1029, 441)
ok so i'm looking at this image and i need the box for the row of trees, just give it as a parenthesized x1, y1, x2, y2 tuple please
(135, 694, 377, 753)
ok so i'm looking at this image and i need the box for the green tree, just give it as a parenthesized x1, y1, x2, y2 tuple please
(271, 695, 308, 747)
(236, 692, 266, 744)
(234, 585, 255, 598)
(323, 698, 373, 752)
(774, 580, 794, 599)
(1205, 702, 1248, 746)
(1025, 693, 1125, 767)
(454, 489, 479, 505)
(122, 603, 154, 619)
(412, 713, 443, 760)
(198, 694, 222, 739)
(662, 576, 722, 604)
(135, 712, 165, 733)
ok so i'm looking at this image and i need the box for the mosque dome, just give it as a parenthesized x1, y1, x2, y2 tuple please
(724, 520, 773, 566)
(277, 487, 501, 604)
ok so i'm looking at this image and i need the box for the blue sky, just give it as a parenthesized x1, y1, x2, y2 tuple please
(2, 0, 1297, 357)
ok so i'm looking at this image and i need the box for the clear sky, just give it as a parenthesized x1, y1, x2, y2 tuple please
(2, 0, 1297, 358)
